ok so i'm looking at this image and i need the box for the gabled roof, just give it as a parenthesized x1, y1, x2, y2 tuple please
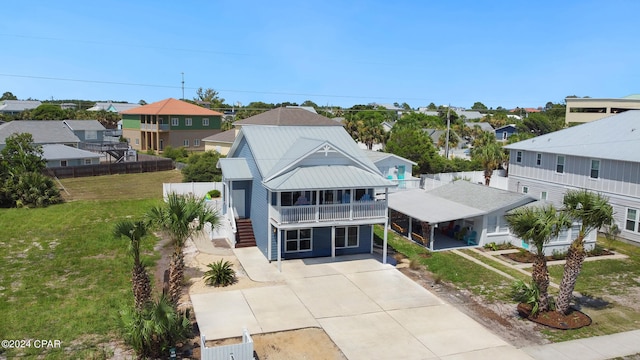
(42, 144, 101, 160)
(285, 105, 318, 114)
(217, 158, 253, 180)
(458, 110, 483, 120)
(427, 181, 531, 213)
(0, 120, 80, 145)
(362, 149, 417, 166)
(230, 126, 381, 179)
(63, 120, 106, 131)
(495, 124, 517, 132)
(263, 165, 395, 191)
(202, 129, 236, 143)
(234, 107, 339, 126)
(120, 98, 223, 116)
(504, 110, 640, 162)
(464, 122, 494, 132)
(0, 100, 42, 112)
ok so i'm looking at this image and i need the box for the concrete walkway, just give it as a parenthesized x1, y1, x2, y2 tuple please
(190, 238, 640, 360)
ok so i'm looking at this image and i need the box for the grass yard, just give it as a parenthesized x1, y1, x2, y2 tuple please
(0, 171, 179, 359)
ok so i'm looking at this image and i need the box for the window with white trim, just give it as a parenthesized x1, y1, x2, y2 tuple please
(203, 118, 209, 126)
(135, 138, 139, 145)
(541, 191, 548, 200)
(194, 139, 200, 147)
(183, 139, 189, 147)
(61, 160, 68, 167)
(171, 118, 179, 126)
(84, 159, 92, 165)
(590, 159, 600, 179)
(336, 226, 359, 248)
(536, 153, 542, 166)
(487, 215, 508, 233)
(185, 118, 193, 126)
(522, 186, 529, 194)
(516, 151, 522, 163)
(556, 155, 565, 173)
(626, 208, 639, 232)
(285, 229, 312, 252)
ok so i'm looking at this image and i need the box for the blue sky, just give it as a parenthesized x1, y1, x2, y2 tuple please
(2, 1, 639, 109)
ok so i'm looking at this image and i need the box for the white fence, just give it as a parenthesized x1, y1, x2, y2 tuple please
(421, 170, 509, 190)
(163, 182, 223, 200)
(201, 329, 254, 360)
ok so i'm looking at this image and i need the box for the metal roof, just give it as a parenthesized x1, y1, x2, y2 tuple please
(427, 180, 532, 213)
(0, 100, 42, 112)
(362, 149, 417, 165)
(42, 144, 101, 160)
(217, 158, 253, 180)
(63, 120, 106, 131)
(0, 120, 80, 145)
(87, 102, 140, 113)
(263, 165, 395, 191)
(233, 126, 381, 178)
(504, 110, 640, 162)
(388, 189, 485, 223)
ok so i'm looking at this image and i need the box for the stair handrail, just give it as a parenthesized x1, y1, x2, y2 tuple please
(228, 206, 237, 246)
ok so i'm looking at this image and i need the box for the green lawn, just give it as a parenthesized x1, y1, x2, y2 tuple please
(376, 226, 640, 341)
(0, 172, 175, 359)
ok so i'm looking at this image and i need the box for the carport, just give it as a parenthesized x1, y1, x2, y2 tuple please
(387, 188, 486, 251)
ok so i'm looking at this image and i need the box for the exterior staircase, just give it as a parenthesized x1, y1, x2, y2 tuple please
(235, 218, 257, 248)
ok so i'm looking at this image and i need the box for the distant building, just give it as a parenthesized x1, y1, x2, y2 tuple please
(0, 100, 42, 115)
(87, 102, 141, 113)
(565, 95, 640, 124)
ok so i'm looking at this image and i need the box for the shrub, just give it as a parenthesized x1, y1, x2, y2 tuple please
(2, 171, 62, 208)
(510, 280, 543, 316)
(484, 242, 498, 251)
(589, 243, 606, 256)
(203, 259, 236, 287)
(208, 189, 221, 198)
(551, 249, 567, 260)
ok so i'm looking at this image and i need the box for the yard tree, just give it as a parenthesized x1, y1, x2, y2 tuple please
(506, 205, 572, 314)
(181, 151, 223, 182)
(556, 190, 613, 314)
(1, 91, 18, 100)
(386, 124, 440, 174)
(194, 87, 225, 109)
(113, 220, 152, 310)
(471, 132, 505, 186)
(0, 133, 45, 174)
(471, 101, 488, 110)
(145, 194, 220, 307)
(30, 104, 67, 120)
(355, 111, 387, 150)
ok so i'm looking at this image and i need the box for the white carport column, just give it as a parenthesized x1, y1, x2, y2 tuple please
(430, 224, 435, 252)
(277, 227, 282, 272)
(331, 226, 336, 258)
(383, 188, 389, 264)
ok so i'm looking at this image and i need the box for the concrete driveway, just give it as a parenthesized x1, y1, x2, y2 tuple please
(191, 250, 534, 360)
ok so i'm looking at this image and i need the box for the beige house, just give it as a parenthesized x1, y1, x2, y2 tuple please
(565, 95, 640, 124)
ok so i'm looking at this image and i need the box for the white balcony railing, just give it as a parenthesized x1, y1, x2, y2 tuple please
(273, 200, 387, 224)
(140, 123, 170, 131)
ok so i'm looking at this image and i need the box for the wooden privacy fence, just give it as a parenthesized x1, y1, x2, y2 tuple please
(45, 159, 174, 178)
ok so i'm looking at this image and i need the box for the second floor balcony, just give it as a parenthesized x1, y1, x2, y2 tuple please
(271, 200, 387, 224)
(141, 123, 170, 131)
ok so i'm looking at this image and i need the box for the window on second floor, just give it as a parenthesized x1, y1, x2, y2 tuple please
(556, 155, 565, 173)
(590, 159, 600, 179)
(171, 117, 179, 126)
(516, 151, 523, 163)
(536, 153, 542, 166)
(203, 118, 209, 126)
(626, 208, 639, 233)
(185, 118, 193, 126)
(541, 191, 548, 200)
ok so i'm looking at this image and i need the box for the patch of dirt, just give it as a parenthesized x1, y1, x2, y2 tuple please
(207, 328, 347, 360)
(516, 304, 592, 330)
(398, 267, 550, 347)
(502, 249, 615, 264)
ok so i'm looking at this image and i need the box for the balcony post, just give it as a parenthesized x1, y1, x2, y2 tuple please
(383, 188, 389, 264)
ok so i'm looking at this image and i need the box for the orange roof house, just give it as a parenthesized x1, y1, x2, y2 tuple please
(121, 98, 223, 152)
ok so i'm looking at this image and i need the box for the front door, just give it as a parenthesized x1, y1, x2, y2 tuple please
(232, 189, 246, 218)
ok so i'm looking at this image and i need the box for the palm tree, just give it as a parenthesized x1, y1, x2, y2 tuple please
(556, 190, 613, 314)
(471, 139, 505, 186)
(358, 117, 387, 150)
(146, 193, 220, 307)
(506, 205, 572, 313)
(113, 220, 152, 311)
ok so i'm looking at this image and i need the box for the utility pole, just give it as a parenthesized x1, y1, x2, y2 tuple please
(445, 105, 450, 159)
(181, 72, 185, 100)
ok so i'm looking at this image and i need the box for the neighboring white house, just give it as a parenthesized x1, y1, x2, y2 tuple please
(505, 110, 640, 245)
(565, 95, 640, 124)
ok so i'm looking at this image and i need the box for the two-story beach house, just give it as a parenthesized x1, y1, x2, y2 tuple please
(121, 98, 223, 152)
(217, 125, 397, 268)
(504, 110, 640, 245)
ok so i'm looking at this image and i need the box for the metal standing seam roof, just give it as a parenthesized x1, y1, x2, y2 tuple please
(504, 110, 640, 162)
(0, 121, 80, 144)
(427, 180, 532, 213)
(263, 165, 396, 191)
(217, 158, 253, 180)
(362, 149, 417, 165)
(388, 189, 485, 224)
(234, 126, 381, 178)
(63, 120, 106, 131)
(41, 144, 101, 160)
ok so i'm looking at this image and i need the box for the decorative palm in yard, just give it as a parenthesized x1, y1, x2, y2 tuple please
(556, 190, 613, 314)
(506, 205, 572, 314)
(146, 193, 220, 307)
(113, 220, 152, 311)
(471, 133, 505, 186)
